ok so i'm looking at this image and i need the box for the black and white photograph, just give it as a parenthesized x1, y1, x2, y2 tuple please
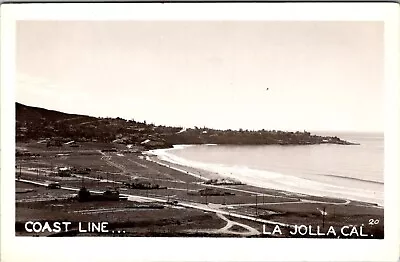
(1, 3, 399, 262)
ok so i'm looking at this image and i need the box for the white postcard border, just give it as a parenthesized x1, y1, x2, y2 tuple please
(1, 3, 399, 262)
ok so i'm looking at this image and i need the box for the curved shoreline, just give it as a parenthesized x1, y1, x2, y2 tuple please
(143, 144, 383, 208)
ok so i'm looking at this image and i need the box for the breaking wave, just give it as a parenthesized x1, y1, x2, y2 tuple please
(146, 145, 383, 207)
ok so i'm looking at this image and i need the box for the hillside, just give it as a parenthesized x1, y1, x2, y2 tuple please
(16, 102, 92, 123)
(15, 102, 358, 149)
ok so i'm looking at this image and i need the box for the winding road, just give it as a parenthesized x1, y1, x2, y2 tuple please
(215, 213, 260, 236)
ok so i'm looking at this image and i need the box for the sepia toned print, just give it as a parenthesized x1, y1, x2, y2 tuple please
(15, 20, 384, 238)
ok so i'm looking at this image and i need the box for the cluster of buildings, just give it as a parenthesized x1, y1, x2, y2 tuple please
(56, 166, 92, 177)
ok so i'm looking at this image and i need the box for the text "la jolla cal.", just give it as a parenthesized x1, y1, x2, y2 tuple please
(263, 224, 369, 237)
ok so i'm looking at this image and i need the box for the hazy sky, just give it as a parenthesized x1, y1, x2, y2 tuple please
(16, 21, 383, 132)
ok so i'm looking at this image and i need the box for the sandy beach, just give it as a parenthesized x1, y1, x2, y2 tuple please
(145, 145, 384, 207)
(14, 141, 384, 238)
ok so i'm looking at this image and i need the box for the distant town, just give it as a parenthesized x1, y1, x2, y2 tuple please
(16, 102, 358, 151)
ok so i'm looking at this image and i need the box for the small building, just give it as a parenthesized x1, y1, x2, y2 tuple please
(140, 139, 151, 145)
(58, 167, 71, 177)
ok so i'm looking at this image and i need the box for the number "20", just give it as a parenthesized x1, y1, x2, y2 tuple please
(369, 219, 379, 225)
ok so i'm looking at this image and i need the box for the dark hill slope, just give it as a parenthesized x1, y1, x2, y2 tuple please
(16, 102, 86, 122)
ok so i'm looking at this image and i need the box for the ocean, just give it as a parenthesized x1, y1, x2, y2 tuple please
(149, 132, 384, 206)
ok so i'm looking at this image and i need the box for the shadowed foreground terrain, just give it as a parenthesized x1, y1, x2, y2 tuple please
(15, 141, 383, 238)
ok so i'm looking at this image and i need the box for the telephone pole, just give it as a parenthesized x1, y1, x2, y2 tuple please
(255, 194, 258, 216)
(167, 188, 170, 202)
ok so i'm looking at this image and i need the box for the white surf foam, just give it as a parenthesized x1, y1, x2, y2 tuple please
(146, 145, 384, 207)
